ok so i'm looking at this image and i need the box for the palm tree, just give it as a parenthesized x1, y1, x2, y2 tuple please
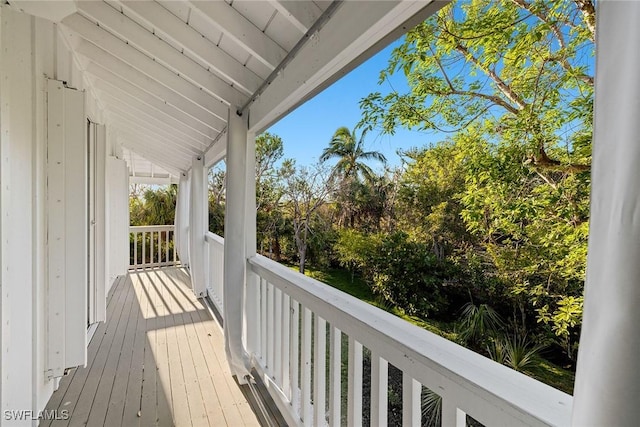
(320, 126, 386, 183)
(321, 126, 386, 228)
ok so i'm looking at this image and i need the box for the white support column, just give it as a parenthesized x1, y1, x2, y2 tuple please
(224, 109, 251, 379)
(189, 155, 206, 297)
(573, 2, 640, 425)
(175, 172, 190, 267)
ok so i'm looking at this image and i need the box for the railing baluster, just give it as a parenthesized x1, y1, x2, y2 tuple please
(142, 231, 146, 267)
(371, 354, 388, 427)
(348, 336, 363, 426)
(173, 230, 177, 263)
(150, 231, 154, 265)
(133, 231, 138, 269)
(267, 282, 275, 375)
(402, 373, 421, 427)
(329, 326, 341, 426)
(282, 293, 291, 400)
(274, 287, 283, 384)
(260, 278, 267, 363)
(165, 230, 169, 264)
(246, 271, 260, 356)
(442, 399, 466, 427)
(290, 299, 300, 417)
(301, 307, 312, 425)
(157, 230, 161, 265)
(314, 316, 327, 426)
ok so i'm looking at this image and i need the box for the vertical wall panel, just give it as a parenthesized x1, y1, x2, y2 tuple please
(106, 155, 128, 286)
(1, 6, 36, 416)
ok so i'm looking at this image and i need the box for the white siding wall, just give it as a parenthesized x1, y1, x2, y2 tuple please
(0, 6, 118, 424)
(106, 156, 129, 291)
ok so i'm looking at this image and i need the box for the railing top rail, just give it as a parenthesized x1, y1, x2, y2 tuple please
(248, 254, 572, 427)
(205, 231, 224, 246)
(129, 225, 175, 232)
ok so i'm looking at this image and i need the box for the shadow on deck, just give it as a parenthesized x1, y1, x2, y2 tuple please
(42, 267, 262, 427)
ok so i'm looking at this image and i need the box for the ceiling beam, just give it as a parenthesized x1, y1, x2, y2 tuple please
(76, 42, 226, 129)
(66, 1, 247, 106)
(105, 109, 204, 157)
(100, 94, 210, 150)
(187, 0, 287, 70)
(267, 0, 323, 33)
(130, 176, 180, 185)
(86, 64, 219, 139)
(249, 0, 445, 133)
(119, 0, 261, 95)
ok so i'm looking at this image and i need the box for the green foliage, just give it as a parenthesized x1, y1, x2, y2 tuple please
(334, 229, 379, 274)
(488, 333, 545, 372)
(421, 387, 442, 427)
(457, 302, 503, 346)
(355, 232, 450, 317)
(129, 184, 177, 226)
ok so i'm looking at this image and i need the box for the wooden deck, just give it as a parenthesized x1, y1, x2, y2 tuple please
(43, 267, 261, 427)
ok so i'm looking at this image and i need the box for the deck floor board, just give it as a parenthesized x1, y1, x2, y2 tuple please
(44, 268, 261, 427)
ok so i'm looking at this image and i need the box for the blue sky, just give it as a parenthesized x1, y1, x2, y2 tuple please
(267, 40, 439, 171)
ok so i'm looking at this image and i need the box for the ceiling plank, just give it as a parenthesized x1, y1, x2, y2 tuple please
(66, 2, 248, 106)
(105, 109, 204, 156)
(76, 42, 226, 129)
(86, 64, 219, 139)
(62, 18, 230, 117)
(110, 122, 200, 164)
(267, 0, 323, 33)
(119, 0, 261, 95)
(249, 0, 444, 133)
(99, 93, 211, 150)
(117, 132, 190, 171)
(119, 140, 187, 177)
(113, 124, 195, 162)
(187, 0, 287, 70)
(90, 79, 214, 147)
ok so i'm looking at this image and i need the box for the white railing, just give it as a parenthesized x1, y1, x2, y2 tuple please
(246, 254, 573, 427)
(129, 225, 178, 269)
(205, 231, 224, 313)
(201, 231, 572, 426)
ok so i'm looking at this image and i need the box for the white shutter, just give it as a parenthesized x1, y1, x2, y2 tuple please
(46, 79, 87, 378)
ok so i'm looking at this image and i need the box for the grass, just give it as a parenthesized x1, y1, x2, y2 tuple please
(290, 264, 575, 395)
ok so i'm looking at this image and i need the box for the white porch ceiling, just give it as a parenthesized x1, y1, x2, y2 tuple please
(124, 147, 179, 184)
(21, 0, 444, 176)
